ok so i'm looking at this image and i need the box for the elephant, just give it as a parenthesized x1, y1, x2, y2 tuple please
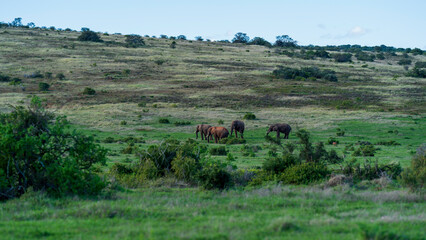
(266, 123, 292, 139)
(207, 126, 229, 143)
(195, 124, 212, 141)
(230, 120, 245, 139)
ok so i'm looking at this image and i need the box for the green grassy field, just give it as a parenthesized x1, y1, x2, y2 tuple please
(0, 27, 425, 239)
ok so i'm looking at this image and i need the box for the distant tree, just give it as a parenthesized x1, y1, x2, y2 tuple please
(411, 48, 424, 56)
(177, 35, 187, 40)
(195, 36, 203, 41)
(314, 50, 330, 58)
(125, 34, 145, 48)
(78, 28, 102, 42)
(49, 26, 56, 31)
(11, 17, 23, 27)
(274, 35, 297, 48)
(169, 36, 176, 40)
(160, 34, 168, 39)
(144, 35, 150, 38)
(217, 40, 230, 43)
(232, 32, 250, 44)
(170, 41, 177, 49)
(27, 22, 35, 28)
(248, 37, 271, 47)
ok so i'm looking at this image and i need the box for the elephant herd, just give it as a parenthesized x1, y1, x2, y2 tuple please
(196, 120, 292, 143)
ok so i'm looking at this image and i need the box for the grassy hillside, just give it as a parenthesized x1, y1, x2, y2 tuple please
(0, 27, 425, 239)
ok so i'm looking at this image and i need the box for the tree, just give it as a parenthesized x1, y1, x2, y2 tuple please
(248, 37, 271, 47)
(274, 35, 297, 48)
(195, 36, 203, 41)
(11, 17, 23, 27)
(125, 34, 145, 48)
(232, 32, 250, 44)
(177, 35, 187, 40)
(0, 96, 107, 200)
(78, 28, 102, 42)
(27, 22, 35, 28)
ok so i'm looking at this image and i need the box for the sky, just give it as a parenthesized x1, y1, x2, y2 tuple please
(2, 0, 426, 49)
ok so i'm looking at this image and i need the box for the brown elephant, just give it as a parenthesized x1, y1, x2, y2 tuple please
(207, 126, 229, 143)
(195, 124, 212, 140)
(266, 123, 291, 139)
(230, 120, 245, 139)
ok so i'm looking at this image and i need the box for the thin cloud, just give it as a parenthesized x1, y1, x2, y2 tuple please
(332, 26, 370, 39)
(317, 24, 326, 29)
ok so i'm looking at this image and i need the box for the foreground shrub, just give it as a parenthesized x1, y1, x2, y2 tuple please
(262, 153, 298, 174)
(197, 161, 231, 190)
(220, 137, 246, 145)
(0, 96, 107, 200)
(401, 144, 425, 191)
(342, 159, 402, 181)
(171, 151, 200, 183)
(280, 162, 329, 184)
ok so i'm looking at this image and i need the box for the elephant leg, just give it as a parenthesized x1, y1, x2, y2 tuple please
(235, 131, 238, 138)
(240, 131, 244, 139)
(215, 135, 218, 143)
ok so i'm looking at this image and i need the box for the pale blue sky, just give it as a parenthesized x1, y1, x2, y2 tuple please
(2, 0, 425, 49)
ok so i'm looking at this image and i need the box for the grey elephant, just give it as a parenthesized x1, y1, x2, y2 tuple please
(266, 123, 291, 139)
(196, 124, 212, 140)
(230, 120, 245, 139)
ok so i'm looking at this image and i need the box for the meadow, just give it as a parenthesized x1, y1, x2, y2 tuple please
(0, 27, 425, 239)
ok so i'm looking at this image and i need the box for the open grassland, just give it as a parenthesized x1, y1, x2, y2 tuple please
(1, 187, 425, 240)
(0, 27, 425, 239)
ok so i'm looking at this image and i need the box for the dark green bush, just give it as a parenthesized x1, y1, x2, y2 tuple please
(158, 118, 170, 124)
(262, 153, 298, 174)
(280, 163, 329, 184)
(174, 121, 191, 126)
(209, 146, 228, 155)
(243, 112, 256, 120)
(0, 72, 11, 82)
(336, 128, 345, 136)
(110, 163, 133, 176)
(248, 37, 271, 47)
(0, 96, 107, 200)
(103, 137, 115, 143)
(342, 159, 402, 181)
(125, 34, 145, 48)
(272, 66, 338, 82)
(397, 59, 412, 65)
(82, 87, 96, 95)
(197, 161, 231, 190)
(38, 82, 50, 91)
(171, 151, 200, 183)
(355, 51, 375, 62)
(352, 145, 377, 157)
(332, 53, 352, 63)
(400, 144, 425, 191)
(375, 140, 400, 146)
(406, 67, 426, 78)
(56, 73, 65, 80)
(414, 61, 426, 68)
(78, 28, 102, 42)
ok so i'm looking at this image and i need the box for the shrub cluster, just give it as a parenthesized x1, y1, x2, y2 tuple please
(273, 66, 338, 82)
(209, 146, 228, 155)
(78, 28, 102, 42)
(125, 34, 145, 48)
(220, 137, 246, 145)
(401, 144, 425, 191)
(341, 159, 402, 181)
(0, 97, 107, 200)
(82, 87, 96, 95)
(243, 112, 256, 120)
(159, 118, 170, 124)
(332, 53, 352, 63)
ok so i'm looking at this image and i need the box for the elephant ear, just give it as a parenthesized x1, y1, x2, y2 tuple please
(273, 126, 278, 131)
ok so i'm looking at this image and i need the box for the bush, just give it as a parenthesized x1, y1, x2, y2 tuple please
(375, 140, 400, 146)
(82, 87, 96, 95)
(78, 28, 102, 42)
(174, 121, 191, 126)
(332, 53, 352, 63)
(406, 67, 426, 78)
(110, 163, 133, 176)
(172, 151, 200, 183)
(336, 128, 345, 136)
(103, 137, 115, 143)
(158, 118, 170, 124)
(0, 73, 11, 82)
(125, 34, 145, 48)
(197, 161, 231, 190)
(280, 163, 329, 184)
(38, 82, 50, 91)
(272, 66, 338, 82)
(397, 59, 412, 65)
(25, 71, 44, 79)
(248, 37, 271, 47)
(400, 144, 425, 191)
(414, 61, 426, 68)
(209, 146, 228, 155)
(352, 145, 377, 157)
(342, 159, 402, 181)
(0, 96, 107, 200)
(355, 51, 375, 62)
(170, 41, 176, 49)
(56, 73, 65, 80)
(262, 153, 298, 174)
(243, 112, 256, 120)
